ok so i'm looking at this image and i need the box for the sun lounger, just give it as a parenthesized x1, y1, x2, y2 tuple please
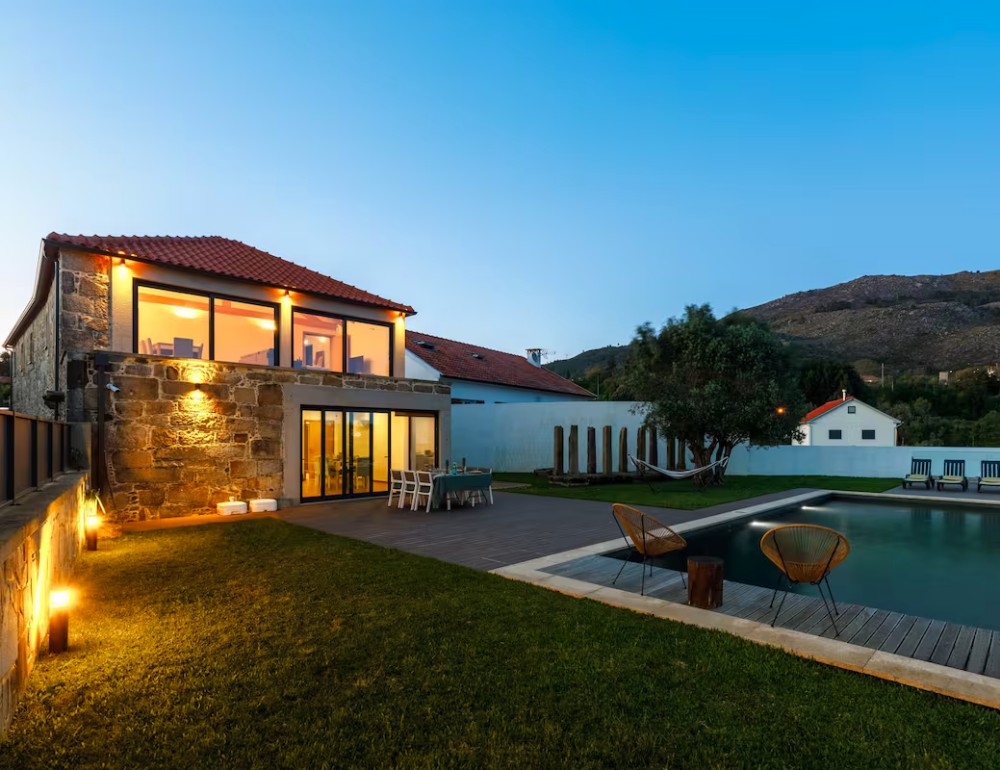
(978, 461, 1000, 493)
(936, 460, 968, 492)
(902, 459, 932, 490)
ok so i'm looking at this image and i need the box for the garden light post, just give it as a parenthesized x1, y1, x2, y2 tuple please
(49, 587, 71, 654)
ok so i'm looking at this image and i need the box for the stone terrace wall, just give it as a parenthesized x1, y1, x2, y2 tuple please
(0, 474, 86, 735)
(73, 353, 450, 520)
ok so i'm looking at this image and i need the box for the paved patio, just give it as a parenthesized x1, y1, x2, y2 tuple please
(881, 484, 1000, 503)
(278, 488, 816, 570)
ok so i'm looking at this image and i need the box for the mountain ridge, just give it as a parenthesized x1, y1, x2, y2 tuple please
(546, 269, 1000, 375)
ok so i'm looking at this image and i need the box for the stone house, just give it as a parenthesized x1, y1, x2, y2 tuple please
(4, 234, 451, 519)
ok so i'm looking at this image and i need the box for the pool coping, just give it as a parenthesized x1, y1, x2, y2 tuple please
(490, 488, 1000, 711)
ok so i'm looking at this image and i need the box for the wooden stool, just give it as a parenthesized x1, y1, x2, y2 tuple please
(687, 556, 724, 609)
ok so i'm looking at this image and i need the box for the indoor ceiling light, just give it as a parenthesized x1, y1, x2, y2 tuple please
(173, 307, 200, 319)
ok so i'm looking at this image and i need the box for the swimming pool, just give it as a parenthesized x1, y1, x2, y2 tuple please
(611, 496, 1000, 632)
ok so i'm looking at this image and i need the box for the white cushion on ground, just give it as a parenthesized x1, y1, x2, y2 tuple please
(249, 499, 278, 513)
(217, 501, 249, 515)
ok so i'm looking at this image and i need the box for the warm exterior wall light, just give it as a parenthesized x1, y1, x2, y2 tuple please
(776, 407, 786, 415)
(49, 588, 71, 654)
(116, 257, 129, 277)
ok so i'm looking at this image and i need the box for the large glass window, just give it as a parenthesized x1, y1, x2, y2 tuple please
(136, 284, 277, 363)
(137, 285, 209, 358)
(391, 412, 437, 472)
(292, 311, 391, 376)
(301, 410, 323, 499)
(292, 311, 344, 371)
(215, 298, 277, 365)
(347, 320, 390, 376)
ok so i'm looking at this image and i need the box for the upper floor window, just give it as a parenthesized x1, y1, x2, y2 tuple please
(136, 283, 278, 364)
(828, 429, 842, 440)
(862, 429, 875, 440)
(293, 310, 391, 376)
(847, 405, 856, 414)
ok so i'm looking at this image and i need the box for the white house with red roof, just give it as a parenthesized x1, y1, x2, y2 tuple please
(794, 393, 900, 447)
(405, 331, 595, 404)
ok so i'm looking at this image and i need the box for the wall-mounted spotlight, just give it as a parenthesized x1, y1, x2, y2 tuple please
(106, 383, 121, 393)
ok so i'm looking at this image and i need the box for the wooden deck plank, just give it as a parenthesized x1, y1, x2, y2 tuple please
(778, 598, 827, 631)
(946, 626, 977, 670)
(930, 623, 962, 667)
(895, 617, 933, 658)
(823, 605, 877, 640)
(966, 628, 993, 676)
(727, 587, 779, 619)
(848, 609, 890, 647)
(913, 620, 947, 662)
(863, 612, 904, 651)
(748, 593, 812, 625)
(984, 633, 1000, 679)
(717, 584, 771, 617)
(799, 603, 859, 636)
(880, 615, 918, 655)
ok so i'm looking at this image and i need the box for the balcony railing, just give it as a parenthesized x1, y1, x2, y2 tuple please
(0, 411, 72, 506)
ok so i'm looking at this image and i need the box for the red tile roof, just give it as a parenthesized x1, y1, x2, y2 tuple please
(802, 396, 855, 423)
(406, 331, 595, 398)
(46, 233, 414, 314)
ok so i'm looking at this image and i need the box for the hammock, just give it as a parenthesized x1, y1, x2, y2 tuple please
(629, 454, 729, 481)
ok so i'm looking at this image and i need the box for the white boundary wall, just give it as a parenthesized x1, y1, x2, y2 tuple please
(452, 402, 1000, 477)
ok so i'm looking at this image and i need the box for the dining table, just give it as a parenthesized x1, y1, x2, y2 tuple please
(431, 470, 493, 510)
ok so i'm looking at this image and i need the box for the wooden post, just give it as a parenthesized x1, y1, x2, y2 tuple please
(618, 427, 629, 473)
(687, 556, 724, 609)
(648, 427, 658, 468)
(666, 437, 676, 470)
(568, 425, 579, 476)
(637, 427, 646, 464)
(602, 426, 613, 475)
(586, 427, 597, 475)
(553, 426, 564, 476)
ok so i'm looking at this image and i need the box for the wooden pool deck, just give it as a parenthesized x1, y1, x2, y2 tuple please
(541, 553, 1000, 679)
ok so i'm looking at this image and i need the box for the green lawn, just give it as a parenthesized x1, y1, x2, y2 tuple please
(494, 472, 899, 510)
(2, 520, 997, 769)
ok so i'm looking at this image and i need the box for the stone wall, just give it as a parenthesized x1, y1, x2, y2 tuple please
(0, 474, 87, 735)
(10, 248, 110, 421)
(10, 277, 57, 418)
(74, 353, 450, 521)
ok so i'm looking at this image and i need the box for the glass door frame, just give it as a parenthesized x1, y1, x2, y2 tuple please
(300, 406, 439, 501)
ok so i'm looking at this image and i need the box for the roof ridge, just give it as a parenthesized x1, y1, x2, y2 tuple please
(406, 329, 523, 358)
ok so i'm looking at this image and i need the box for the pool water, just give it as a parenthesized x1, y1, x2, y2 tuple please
(614, 497, 1000, 631)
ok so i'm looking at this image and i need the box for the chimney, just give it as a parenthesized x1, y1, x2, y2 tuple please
(842, 389, 847, 401)
(526, 348, 542, 368)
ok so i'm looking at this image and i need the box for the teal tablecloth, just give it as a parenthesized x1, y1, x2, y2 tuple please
(432, 473, 492, 508)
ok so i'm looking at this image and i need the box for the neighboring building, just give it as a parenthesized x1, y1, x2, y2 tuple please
(4, 233, 451, 518)
(793, 393, 900, 447)
(404, 331, 595, 404)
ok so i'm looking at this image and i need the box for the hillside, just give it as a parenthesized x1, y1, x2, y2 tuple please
(544, 345, 628, 379)
(550, 270, 1000, 376)
(742, 270, 1000, 372)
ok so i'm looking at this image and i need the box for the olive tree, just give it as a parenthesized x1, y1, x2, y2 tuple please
(621, 305, 807, 482)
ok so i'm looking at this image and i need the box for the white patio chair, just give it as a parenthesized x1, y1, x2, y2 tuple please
(412, 471, 434, 512)
(387, 469, 404, 507)
(399, 469, 418, 509)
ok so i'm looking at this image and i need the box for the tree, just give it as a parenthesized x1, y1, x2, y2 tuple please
(620, 305, 807, 483)
(798, 358, 868, 407)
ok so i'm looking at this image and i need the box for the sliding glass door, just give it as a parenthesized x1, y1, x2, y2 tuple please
(301, 408, 396, 500)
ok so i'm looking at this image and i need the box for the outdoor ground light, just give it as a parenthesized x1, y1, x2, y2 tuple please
(49, 587, 71, 654)
(85, 514, 101, 551)
(776, 406, 786, 415)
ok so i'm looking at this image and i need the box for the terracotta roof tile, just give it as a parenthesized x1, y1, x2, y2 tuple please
(46, 233, 413, 314)
(406, 331, 594, 398)
(802, 396, 855, 423)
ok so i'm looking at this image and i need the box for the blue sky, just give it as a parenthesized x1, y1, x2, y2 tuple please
(2, 2, 999, 361)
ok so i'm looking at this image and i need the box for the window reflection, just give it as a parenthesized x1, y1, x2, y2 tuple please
(347, 321, 390, 376)
(214, 298, 276, 365)
(137, 286, 208, 358)
(293, 311, 344, 371)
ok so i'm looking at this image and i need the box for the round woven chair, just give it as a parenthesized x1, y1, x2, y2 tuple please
(760, 524, 850, 635)
(611, 503, 687, 595)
